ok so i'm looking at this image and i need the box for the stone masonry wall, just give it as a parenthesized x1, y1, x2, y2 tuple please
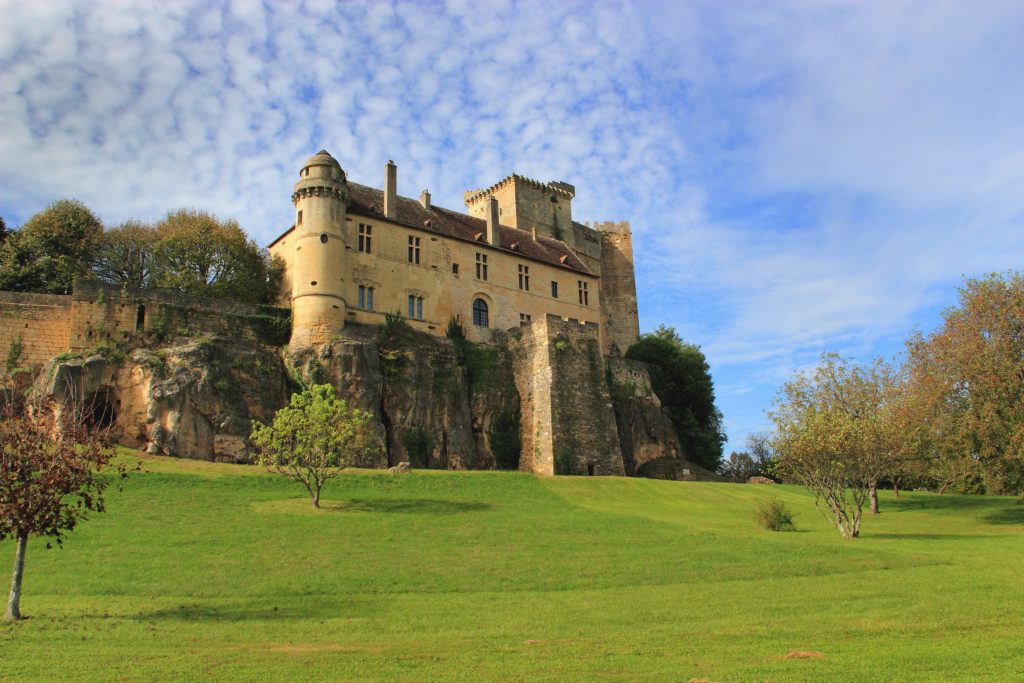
(0, 282, 291, 384)
(0, 292, 75, 373)
(513, 314, 625, 475)
(595, 222, 640, 356)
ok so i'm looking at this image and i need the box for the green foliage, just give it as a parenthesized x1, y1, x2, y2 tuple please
(463, 344, 499, 392)
(0, 199, 103, 294)
(400, 426, 434, 468)
(489, 409, 522, 470)
(91, 210, 281, 305)
(445, 316, 466, 342)
(753, 499, 796, 531)
(5, 337, 23, 376)
(625, 326, 725, 471)
(250, 384, 378, 507)
(905, 271, 1024, 495)
(379, 310, 415, 343)
(231, 308, 291, 346)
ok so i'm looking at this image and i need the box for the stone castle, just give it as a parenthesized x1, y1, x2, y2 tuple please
(0, 151, 687, 477)
(270, 150, 640, 355)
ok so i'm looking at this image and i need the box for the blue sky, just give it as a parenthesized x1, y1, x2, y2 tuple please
(3, 0, 1024, 455)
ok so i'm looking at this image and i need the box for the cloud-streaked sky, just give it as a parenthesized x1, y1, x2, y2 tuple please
(3, 0, 1024, 455)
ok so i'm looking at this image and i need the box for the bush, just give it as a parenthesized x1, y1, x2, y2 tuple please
(754, 499, 796, 531)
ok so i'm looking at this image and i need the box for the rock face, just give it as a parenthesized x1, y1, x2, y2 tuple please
(33, 319, 693, 478)
(39, 337, 289, 462)
(607, 357, 683, 475)
(286, 322, 519, 471)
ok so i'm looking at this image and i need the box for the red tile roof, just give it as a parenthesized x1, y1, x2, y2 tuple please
(269, 182, 594, 276)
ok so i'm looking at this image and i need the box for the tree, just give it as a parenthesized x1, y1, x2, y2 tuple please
(770, 354, 903, 537)
(147, 209, 281, 304)
(719, 432, 779, 481)
(250, 384, 379, 508)
(92, 219, 157, 290)
(0, 199, 103, 294)
(1, 399, 120, 620)
(904, 272, 1024, 495)
(625, 326, 725, 471)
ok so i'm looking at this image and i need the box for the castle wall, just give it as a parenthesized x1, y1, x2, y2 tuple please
(0, 282, 291, 380)
(466, 176, 574, 243)
(595, 221, 640, 355)
(513, 314, 625, 476)
(272, 213, 603, 346)
(0, 292, 75, 372)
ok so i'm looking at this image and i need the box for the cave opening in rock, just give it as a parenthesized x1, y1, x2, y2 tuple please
(85, 389, 117, 430)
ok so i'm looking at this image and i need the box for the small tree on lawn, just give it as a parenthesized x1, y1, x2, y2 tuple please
(770, 353, 904, 538)
(250, 384, 379, 509)
(1, 399, 120, 621)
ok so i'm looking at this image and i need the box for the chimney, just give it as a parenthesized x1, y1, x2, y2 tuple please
(419, 189, 431, 210)
(486, 196, 500, 247)
(531, 225, 537, 241)
(384, 160, 397, 219)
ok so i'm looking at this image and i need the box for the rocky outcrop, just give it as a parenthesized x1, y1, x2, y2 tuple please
(607, 357, 683, 475)
(32, 320, 695, 478)
(287, 322, 518, 471)
(39, 337, 288, 463)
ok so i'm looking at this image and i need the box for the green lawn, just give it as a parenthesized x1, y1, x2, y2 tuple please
(2, 454, 1022, 681)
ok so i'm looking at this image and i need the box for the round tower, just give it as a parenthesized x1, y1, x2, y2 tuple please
(289, 150, 350, 347)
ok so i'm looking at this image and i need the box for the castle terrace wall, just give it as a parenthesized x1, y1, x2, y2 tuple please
(513, 314, 625, 476)
(0, 282, 291, 379)
(0, 292, 75, 372)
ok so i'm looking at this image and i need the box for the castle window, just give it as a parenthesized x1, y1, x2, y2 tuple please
(578, 280, 589, 306)
(475, 253, 488, 280)
(408, 236, 421, 264)
(358, 285, 374, 310)
(297, 210, 303, 225)
(472, 298, 489, 327)
(452, 263, 459, 275)
(551, 281, 559, 298)
(358, 224, 372, 253)
(518, 264, 530, 291)
(407, 294, 424, 320)
(519, 313, 531, 326)
(320, 233, 328, 244)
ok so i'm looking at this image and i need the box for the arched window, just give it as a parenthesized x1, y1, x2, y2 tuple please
(472, 298, 489, 327)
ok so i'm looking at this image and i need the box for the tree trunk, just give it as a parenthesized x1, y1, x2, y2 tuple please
(5, 531, 27, 621)
(869, 484, 879, 514)
(312, 488, 320, 509)
(893, 480, 900, 498)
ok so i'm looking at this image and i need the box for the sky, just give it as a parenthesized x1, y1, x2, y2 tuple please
(2, 0, 1024, 456)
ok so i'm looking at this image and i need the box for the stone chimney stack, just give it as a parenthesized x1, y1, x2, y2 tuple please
(384, 160, 397, 219)
(419, 189, 431, 210)
(486, 196, 500, 247)
(531, 225, 537, 241)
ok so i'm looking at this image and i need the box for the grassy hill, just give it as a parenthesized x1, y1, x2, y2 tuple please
(1, 454, 1022, 681)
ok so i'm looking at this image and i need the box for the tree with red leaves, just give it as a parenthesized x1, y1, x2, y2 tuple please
(1, 399, 123, 621)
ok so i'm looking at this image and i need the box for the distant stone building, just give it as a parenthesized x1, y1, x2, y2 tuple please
(269, 151, 640, 355)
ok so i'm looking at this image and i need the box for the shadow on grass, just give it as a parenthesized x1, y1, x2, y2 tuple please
(870, 532, 998, 541)
(340, 498, 491, 515)
(983, 505, 1024, 525)
(132, 600, 336, 622)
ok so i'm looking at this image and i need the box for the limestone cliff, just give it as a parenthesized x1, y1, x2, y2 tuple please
(39, 337, 288, 462)
(31, 319, 689, 478)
